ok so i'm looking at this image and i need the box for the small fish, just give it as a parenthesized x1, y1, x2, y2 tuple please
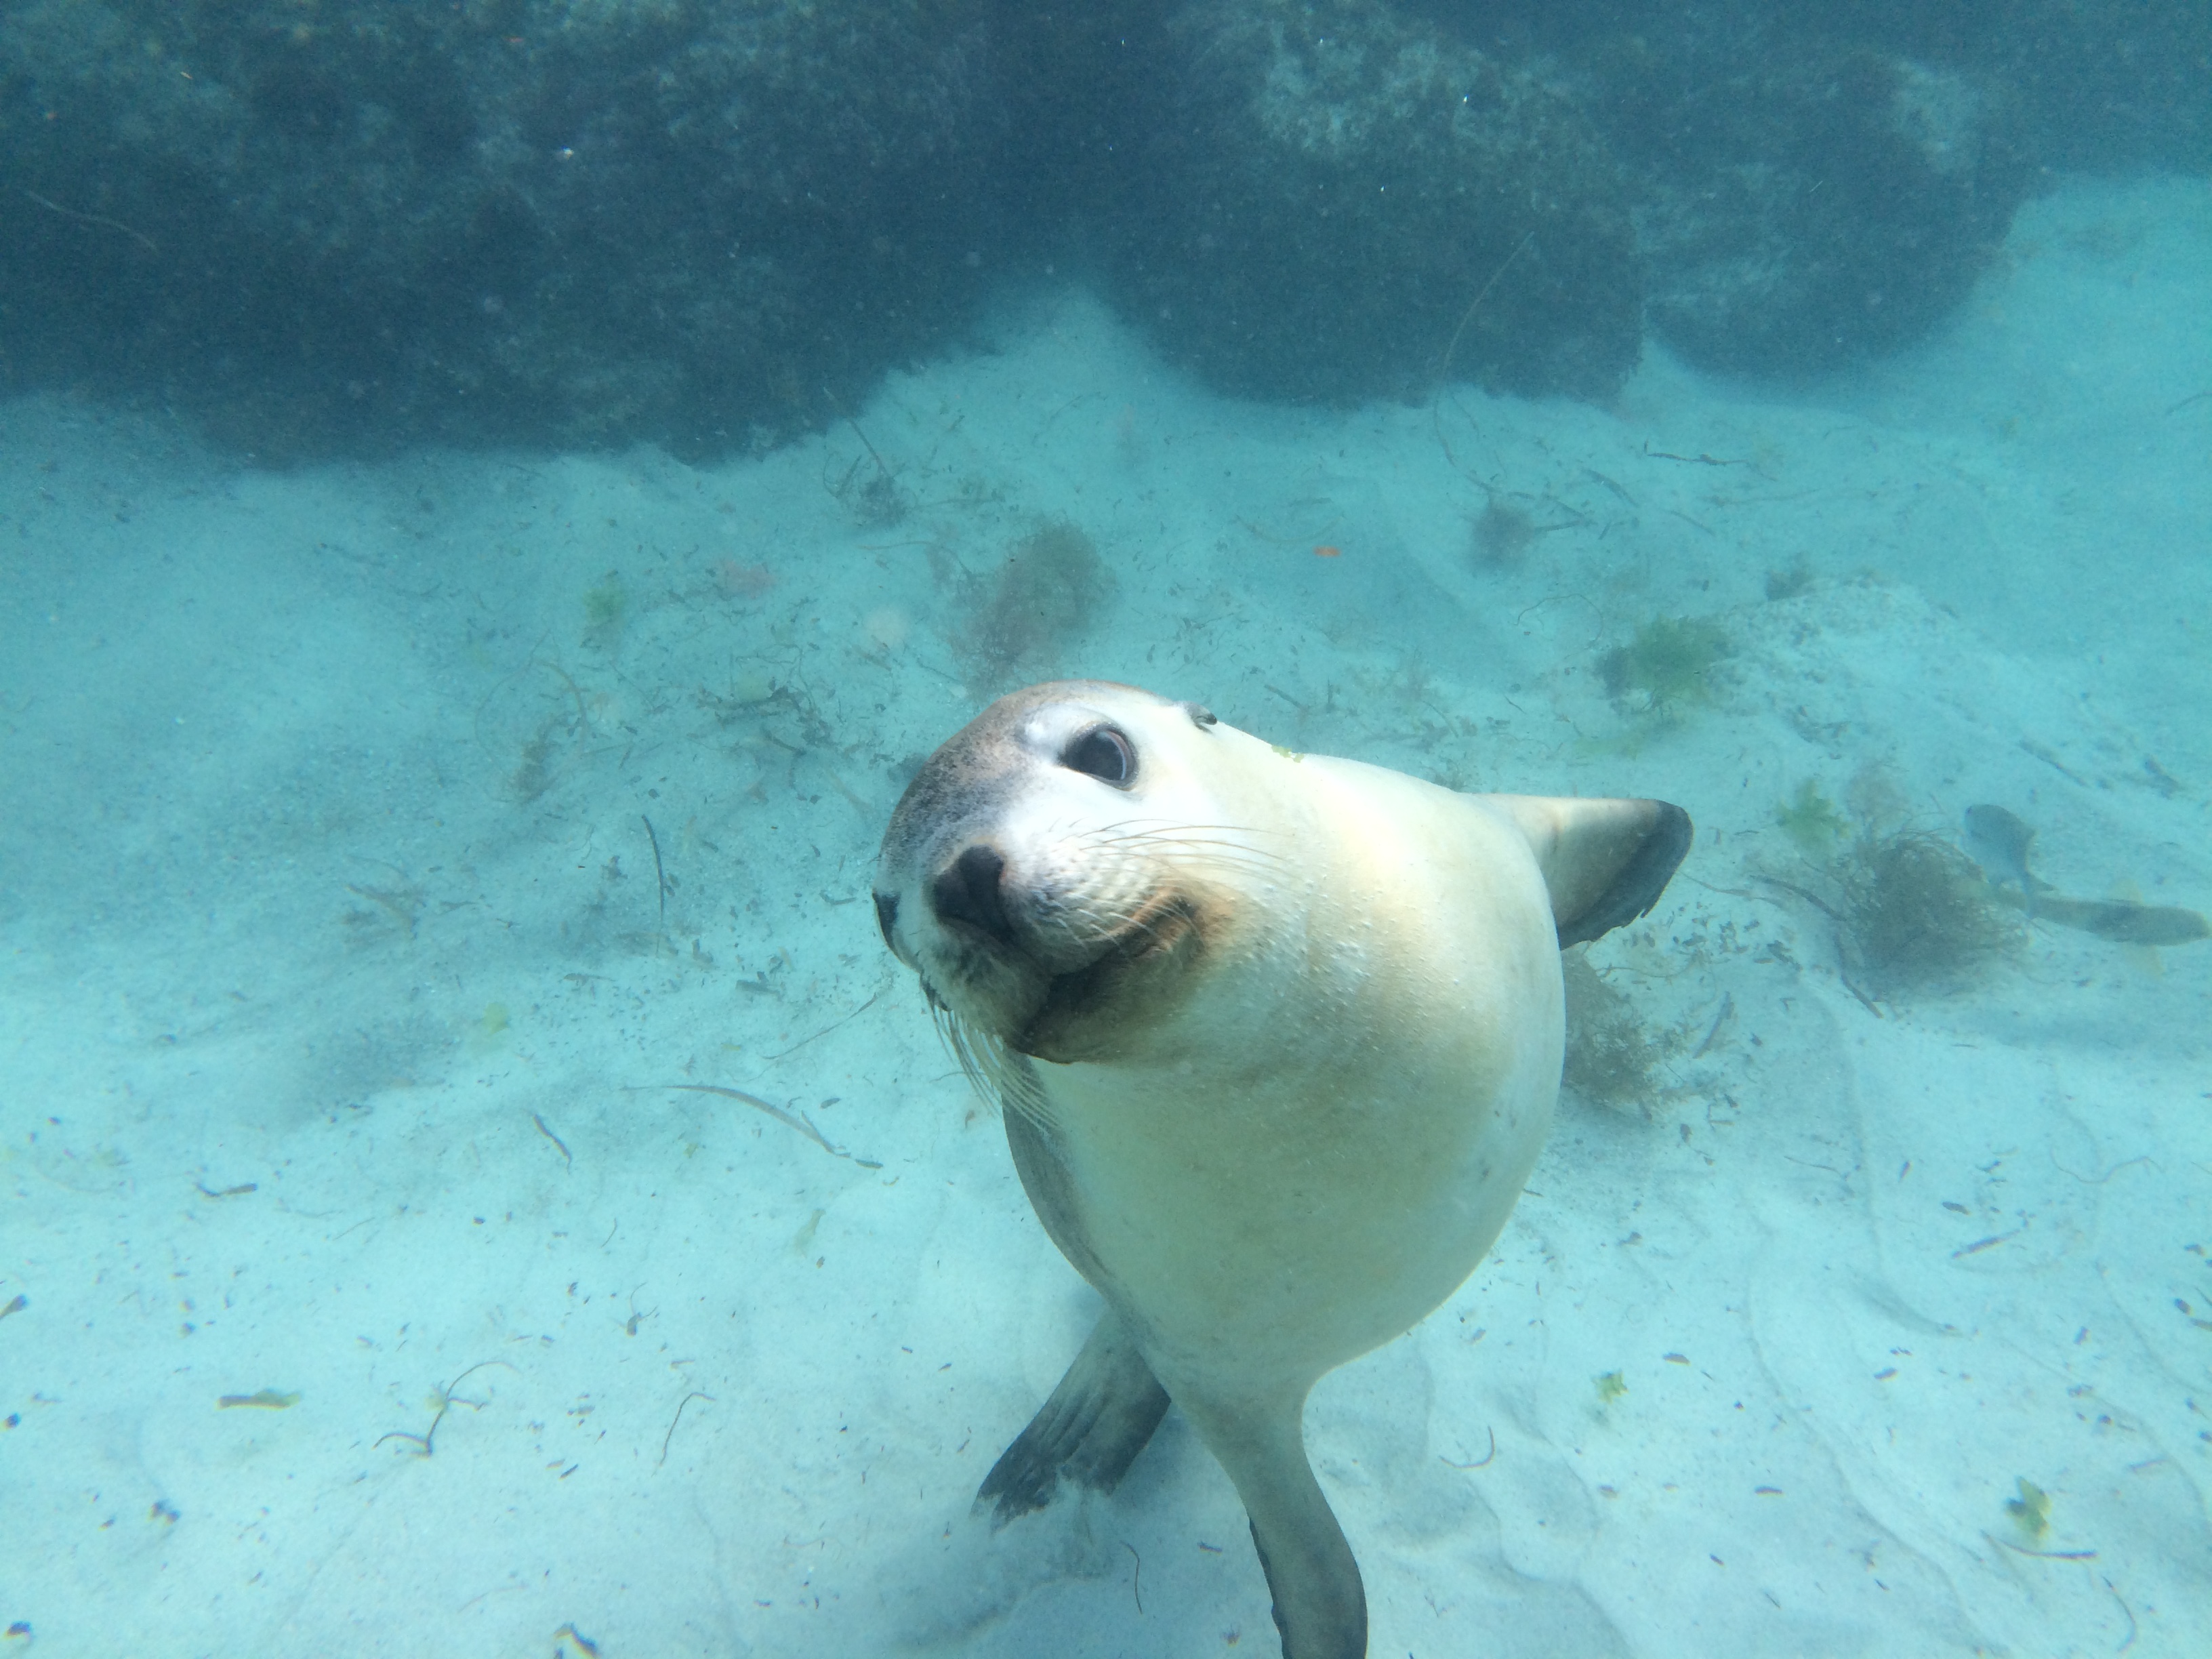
(1965, 804, 2209, 947)
(1962, 804, 2047, 909)
(218, 1389, 301, 1410)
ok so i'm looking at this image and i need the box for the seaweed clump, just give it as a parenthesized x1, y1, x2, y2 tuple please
(1469, 498, 1538, 568)
(832, 449, 909, 529)
(1836, 830, 2020, 996)
(1597, 615, 1730, 717)
(1561, 952, 1681, 1112)
(1765, 558, 1814, 601)
(1775, 779, 1849, 857)
(2005, 1477, 2053, 1538)
(954, 520, 1109, 688)
(582, 575, 628, 649)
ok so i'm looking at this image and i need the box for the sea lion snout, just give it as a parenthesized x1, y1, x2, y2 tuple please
(878, 819, 1118, 1038)
(929, 843, 1016, 944)
(923, 836, 1136, 981)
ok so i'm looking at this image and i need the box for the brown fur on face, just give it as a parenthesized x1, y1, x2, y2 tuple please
(1015, 888, 1214, 1063)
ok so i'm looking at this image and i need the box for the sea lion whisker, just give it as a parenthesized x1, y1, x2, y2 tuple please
(1087, 828, 1263, 853)
(1139, 844, 1286, 884)
(935, 1004, 1057, 1130)
(1078, 825, 1286, 871)
(1138, 834, 1282, 863)
(1086, 819, 1278, 844)
(1078, 815, 1273, 839)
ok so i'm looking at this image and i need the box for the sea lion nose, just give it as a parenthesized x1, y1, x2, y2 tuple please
(930, 843, 1015, 943)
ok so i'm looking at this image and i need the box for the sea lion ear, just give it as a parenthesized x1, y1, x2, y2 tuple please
(1485, 795, 1694, 948)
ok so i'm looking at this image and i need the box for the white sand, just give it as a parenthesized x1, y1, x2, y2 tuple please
(3, 175, 2209, 1658)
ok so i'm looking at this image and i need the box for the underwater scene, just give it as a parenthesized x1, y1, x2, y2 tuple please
(3, 3, 2209, 1655)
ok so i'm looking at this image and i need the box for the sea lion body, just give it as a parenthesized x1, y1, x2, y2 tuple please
(874, 682, 1690, 1658)
(1025, 739, 1562, 1398)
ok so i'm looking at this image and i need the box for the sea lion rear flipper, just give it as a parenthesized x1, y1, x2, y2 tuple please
(1487, 794, 1694, 947)
(975, 1308, 1171, 1525)
(1183, 1393, 1366, 1659)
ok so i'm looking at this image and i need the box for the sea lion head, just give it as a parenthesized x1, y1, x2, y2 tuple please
(874, 681, 1253, 1065)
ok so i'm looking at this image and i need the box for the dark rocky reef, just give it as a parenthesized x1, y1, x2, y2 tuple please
(1106, 0, 1643, 403)
(1415, 0, 2205, 379)
(0, 1, 1000, 456)
(1408, 0, 2211, 177)
(1591, 27, 2033, 375)
(1819, 0, 2212, 174)
(0, 1, 2204, 454)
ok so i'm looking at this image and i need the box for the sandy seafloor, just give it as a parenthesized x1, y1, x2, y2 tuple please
(3, 174, 2210, 1659)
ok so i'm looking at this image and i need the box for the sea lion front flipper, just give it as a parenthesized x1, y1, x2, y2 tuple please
(981, 1109, 1172, 1521)
(1486, 794, 1694, 947)
(1182, 1393, 1366, 1659)
(975, 1307, 1171, 1525)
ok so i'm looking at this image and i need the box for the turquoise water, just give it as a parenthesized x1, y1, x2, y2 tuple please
(3, 11, 2209, 1656)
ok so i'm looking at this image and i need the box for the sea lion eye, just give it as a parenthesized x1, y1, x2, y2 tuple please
(1064, 725, 1135, 786)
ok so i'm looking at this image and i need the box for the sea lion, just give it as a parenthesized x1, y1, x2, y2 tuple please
(874, 681, 1691, 1658)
